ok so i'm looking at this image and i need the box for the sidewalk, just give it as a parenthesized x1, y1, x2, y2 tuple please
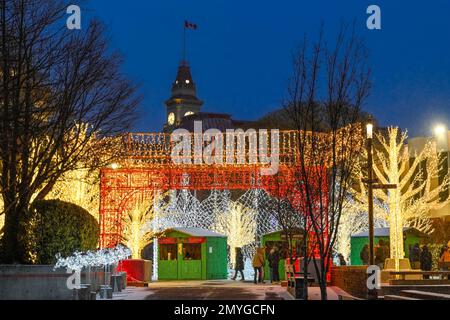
(98, 281, 341, 300)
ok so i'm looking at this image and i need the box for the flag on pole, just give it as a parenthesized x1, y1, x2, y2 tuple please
(184, 20, 198, 30)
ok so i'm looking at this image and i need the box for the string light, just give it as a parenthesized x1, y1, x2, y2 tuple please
(350, 127, 450, 270)
(54, 245, 132, 271)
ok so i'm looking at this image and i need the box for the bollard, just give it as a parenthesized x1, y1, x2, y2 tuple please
(111, 274, 122, 293)
(73, 285, 91, 300)
(119, 272, 127, 290)
(99, 285, 113, 299)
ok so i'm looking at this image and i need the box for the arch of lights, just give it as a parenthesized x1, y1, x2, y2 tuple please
(100, 131, 329, 277)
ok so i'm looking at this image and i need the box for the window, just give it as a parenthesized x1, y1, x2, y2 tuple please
(160, 244, 177, 261)
(182, 243, 201, 260)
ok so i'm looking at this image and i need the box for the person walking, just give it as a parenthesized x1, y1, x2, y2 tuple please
(410, 243, 421, 270)
(252, 247, 265, 284)
(375, 239, 387, 269)
(338, 254, 347, 266)
(268, 246, 281, 283)
(360, 244, 369, 265)
(440, 241, 450, 271)
(420, 245, 432, 279)
(232, 247, 245, 281)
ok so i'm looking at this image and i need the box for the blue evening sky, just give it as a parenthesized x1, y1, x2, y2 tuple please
(83, 0, 450, 137)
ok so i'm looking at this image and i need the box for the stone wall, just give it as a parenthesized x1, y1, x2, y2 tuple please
(331, 266, 368, 299)
(0, 265, 106, 300)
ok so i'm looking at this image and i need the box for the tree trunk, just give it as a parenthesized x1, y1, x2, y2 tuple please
(1, 207, 20, 263)
(319, 280, 328, 300)
(1, 194, 31, 264)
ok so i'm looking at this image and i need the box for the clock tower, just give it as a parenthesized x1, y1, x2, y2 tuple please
(164, 61, 203, 132)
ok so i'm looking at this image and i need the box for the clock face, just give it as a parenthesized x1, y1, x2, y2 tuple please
(168, 112, 175, 125)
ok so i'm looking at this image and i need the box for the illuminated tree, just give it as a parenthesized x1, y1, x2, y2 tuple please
(350, 127, 450, 269)
(122, 192, 167, 259)
(45, 168, 100, 221)
(335, 198, 388, 263)
(0, 1, 139, 263)
(213, 203, 257, 268)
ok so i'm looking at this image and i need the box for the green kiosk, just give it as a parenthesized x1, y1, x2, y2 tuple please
(158, 228, 228, 280)
(261, 229, 304, 281)
(350, 227, 427, 265)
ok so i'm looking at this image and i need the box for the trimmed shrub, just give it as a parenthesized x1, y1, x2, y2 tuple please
(23, 200, 99, 264)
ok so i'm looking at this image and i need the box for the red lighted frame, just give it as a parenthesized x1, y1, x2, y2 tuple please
(99, 165, 327, 247)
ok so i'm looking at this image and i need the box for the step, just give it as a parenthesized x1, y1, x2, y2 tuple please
(384, 295, 421, 301)
(401, 290, 450, 300)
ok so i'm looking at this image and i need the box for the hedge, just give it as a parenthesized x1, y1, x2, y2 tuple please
(23, 200, 99, 264)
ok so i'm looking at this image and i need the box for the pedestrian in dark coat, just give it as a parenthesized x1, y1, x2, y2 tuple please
(375, 239, 387, 269)
(420, 245, 432, 278)
(268, 246, 281, 283)
(232, 247, 245, 281)
(360, 244, 369, 265)
(338, 254, 347, 266)
(410, 243, 421, 270)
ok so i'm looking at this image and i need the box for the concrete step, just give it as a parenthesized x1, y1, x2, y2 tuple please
(401, 290, 450, 300)
(384, 295, 421, 301)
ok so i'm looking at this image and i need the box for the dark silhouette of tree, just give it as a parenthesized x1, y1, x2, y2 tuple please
(284, 22, 371, 300)
(0, 0, 140, 263)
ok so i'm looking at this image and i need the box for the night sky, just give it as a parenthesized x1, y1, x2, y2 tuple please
(84, 0, 450, 137)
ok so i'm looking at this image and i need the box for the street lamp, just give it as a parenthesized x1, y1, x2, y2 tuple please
(366, 117, 375, 267)
(364, 117, 397, 300)
(434, 124, 446, 137)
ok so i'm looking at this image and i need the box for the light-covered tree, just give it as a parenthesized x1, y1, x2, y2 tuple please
(122, 192, 167, 259)
(350, 127, 450, 269)
(45, 168, 100, 221)
(335, 198, 388, 263)
(213, 203, 257, 268)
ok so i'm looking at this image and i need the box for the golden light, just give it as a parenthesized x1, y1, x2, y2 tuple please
(434, 124, 447, 137)
(366, 123, 373, 139)
(111, 163, 119, 170)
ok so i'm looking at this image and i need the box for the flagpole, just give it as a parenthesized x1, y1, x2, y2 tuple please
(182, 23, 187, 65)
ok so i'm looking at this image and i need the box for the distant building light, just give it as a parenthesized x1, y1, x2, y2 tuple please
(185, 80, 190, 84)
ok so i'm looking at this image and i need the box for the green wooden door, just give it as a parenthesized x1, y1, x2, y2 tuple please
(179, 243, 202, 279)
(158, 243, 178, 280)
(179, 260, 202, 279)
(206, 238, 227, 279)
(159, 260, 178, 280)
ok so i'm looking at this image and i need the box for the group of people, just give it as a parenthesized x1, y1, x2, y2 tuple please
(231, 246, 282, 284)
(358, 240, 450, 271)
(359, 239, 390, 268)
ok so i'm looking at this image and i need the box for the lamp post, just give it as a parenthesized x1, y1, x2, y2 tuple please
(366, 119, 375, 267)
(364, 118, 397, 300)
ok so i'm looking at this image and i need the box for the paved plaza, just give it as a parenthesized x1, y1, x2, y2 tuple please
(105, 280, 341, 300)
